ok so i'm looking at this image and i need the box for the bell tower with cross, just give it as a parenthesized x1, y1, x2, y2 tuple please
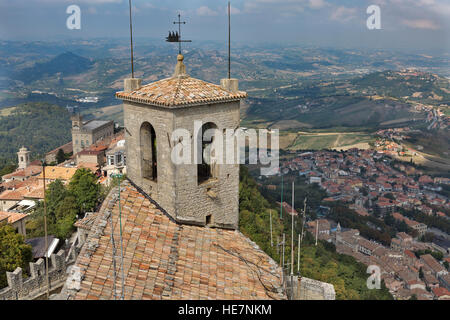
(117, 14, 246, 229)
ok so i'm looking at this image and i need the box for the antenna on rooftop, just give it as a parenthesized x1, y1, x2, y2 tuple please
(128, 0, 135, 78)
(228, 1, 231, 79)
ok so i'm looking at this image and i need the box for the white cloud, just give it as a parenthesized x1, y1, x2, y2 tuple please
(196, 6, 218, 16)
(308, 0, 327, 10)
(330, 6, 357, 22)
(402, 19, 439, 30)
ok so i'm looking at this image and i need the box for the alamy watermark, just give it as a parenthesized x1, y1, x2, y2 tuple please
(170, 121, 279, 176)
(367, 265, 381, 289)
(366, 5, 381, 30)
(66, 5, 81, 30)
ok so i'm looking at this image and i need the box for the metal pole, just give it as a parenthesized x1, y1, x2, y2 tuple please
(282, 233, 285, 270)
(291, 181, 294, 276)
(128, 0, 134, 78)
(298, 197, 307, 275)
(315, 219, 319, 246)
(109, 212, 117, 300)
(178, 14, 182, 54)
(280, 175, 283, 219)
(270, 211, 273, 247)
(297, 233, 300, 274)
(228, 1, 231, 79)
(118, 178, 125, 300)
(42, 161, 50, 299)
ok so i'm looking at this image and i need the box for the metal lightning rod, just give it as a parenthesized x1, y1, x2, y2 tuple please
(291, 180, 294, 276)
(228, 1, 231, 79)
(129, 0, 135, 78)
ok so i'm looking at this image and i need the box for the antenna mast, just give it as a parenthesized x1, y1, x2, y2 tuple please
(298, 197, 307, 274)
(291, 180, 294, 276)
(129, 0, 135, 78)
(270, 210, 273, 247)
(315, 219, 319, 246)
(228, 1, 231, 79)
(279, 175, 283, 219)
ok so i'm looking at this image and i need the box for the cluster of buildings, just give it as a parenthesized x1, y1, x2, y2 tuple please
(281, 149, 449, 222)
(279, 148, 450, 299)
(307, 219, 450, 300)
(0, 115, 127, 237)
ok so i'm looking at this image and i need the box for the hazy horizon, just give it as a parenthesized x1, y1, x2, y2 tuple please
(0, 0, 449, 55)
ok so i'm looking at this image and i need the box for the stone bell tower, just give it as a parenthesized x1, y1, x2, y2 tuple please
(116, 54, 247, 229)
(17, 146, 31, 169)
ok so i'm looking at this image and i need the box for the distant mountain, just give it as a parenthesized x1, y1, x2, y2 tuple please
(243, 70, 450, 130)
(14, 52, 93, 84)
(351, 70, 450, 105)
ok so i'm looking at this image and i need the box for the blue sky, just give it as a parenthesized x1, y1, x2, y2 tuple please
(0, 0, 449, 53)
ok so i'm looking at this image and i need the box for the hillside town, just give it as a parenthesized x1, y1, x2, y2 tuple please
(279, 149, 450, 299)
(0, 115, 125, 247)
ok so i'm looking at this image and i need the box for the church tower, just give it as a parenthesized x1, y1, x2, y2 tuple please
(116, 55, 247, 229)
(17, 146, 30, 169)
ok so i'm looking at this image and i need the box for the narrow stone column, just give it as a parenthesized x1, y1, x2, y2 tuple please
(124, 78, 142, 92)
(220, 78, 239, 93)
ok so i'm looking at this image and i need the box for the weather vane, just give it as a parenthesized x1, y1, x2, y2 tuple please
(166, 13, 192, 54)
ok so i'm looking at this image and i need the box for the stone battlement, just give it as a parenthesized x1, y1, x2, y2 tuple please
(0, 249, 75, 300)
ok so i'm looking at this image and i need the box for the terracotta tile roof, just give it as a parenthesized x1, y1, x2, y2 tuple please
(74, 212, 100, 231)
(0, 189, 26, 201)
(0, 211, 27, 224)
(69, 180, 285, 300)
(116, 76, 247, 108)
(421, 254, 446, 274)
(0, 178, 44, 200)
(1, 165, 42, 180)
(432, 287, 450, 298)
(38, 166, 78, 181)
(46, 141, 73, 156)
(24, 186, 44, 199)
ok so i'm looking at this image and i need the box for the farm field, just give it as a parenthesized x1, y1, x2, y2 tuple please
(287, 131, 374, 151)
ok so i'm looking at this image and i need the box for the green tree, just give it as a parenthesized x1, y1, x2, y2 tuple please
(27, 180, 79, 240)
(0, 224, 32, 289)
(56, 148, 65, 164)
(69, 168, 100, 214)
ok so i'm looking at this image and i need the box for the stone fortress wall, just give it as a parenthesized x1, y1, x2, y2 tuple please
(0, 249, 77, 300)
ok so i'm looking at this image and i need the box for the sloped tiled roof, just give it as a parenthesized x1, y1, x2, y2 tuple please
(74, 212, 100, 231)
(0, 211, 27, 224)
(38, 166, 78, 181)
(116, 76, 247, 108)
(68, 180, 285, 300)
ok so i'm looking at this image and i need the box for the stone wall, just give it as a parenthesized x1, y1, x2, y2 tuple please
(287, 276, 336, 300)
(0, 249, 76, 300)
(124, 100, 241, 229)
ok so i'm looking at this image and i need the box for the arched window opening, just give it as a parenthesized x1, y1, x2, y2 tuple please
(198, 122, 217, 184)
(140, 122, 157, 181)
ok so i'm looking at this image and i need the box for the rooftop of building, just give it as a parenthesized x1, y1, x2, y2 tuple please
(0, 211, 28, 224)
(116, 55, 247, 108)
(46, 141, 73, 156)
(82, 120, 113, 132)
(1, 165, 42, 180)
(67, 180, 285, 300)
(38, 166, 78, 181)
